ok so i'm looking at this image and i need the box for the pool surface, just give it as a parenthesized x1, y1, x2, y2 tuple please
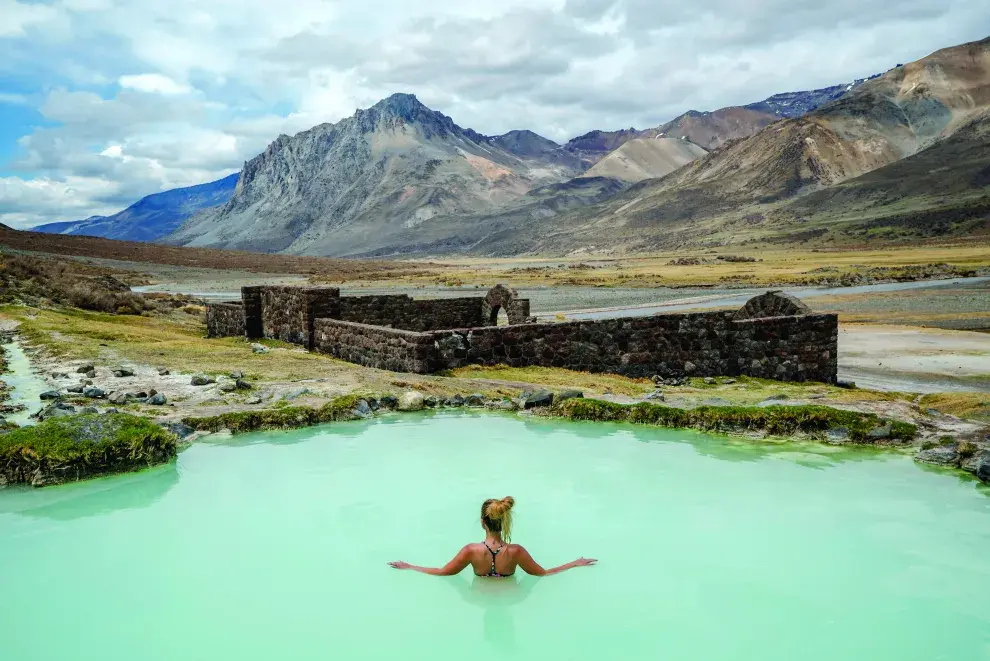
(1, 413, 989, 660)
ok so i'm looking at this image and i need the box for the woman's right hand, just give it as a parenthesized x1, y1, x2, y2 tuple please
(573, 557, 598, 567)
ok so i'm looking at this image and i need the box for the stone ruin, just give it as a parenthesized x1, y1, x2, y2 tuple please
(206, 285, 837, 383)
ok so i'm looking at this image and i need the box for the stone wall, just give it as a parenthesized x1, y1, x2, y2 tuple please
(207, 286, 837, 384)
(313, 319, 434, 373)
(429, 312, 736, 377)
(731, 313, 837, 382)
(205, 301, 245, 338)
(259, 286, 340, 349)
(242, 286, 264, 340)
(337, 295, 485, 331)
(428, 311, 837, 382)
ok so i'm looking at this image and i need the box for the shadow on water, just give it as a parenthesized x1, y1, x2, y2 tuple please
(0, 462, 180, 520)
(440, 574, 541, 650)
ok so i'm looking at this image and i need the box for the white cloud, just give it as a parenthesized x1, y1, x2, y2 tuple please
(0, 0, 59, 37)
(1, 0, 989, 227)
(118, 73, 192, 95)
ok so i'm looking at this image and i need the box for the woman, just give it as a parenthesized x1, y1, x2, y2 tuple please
(388, 497, 597, 577)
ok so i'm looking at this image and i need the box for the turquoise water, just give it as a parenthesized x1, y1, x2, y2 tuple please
(1, 413, 989, 660)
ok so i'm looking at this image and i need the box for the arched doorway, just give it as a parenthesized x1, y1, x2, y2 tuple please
(483, 284, 530, 326)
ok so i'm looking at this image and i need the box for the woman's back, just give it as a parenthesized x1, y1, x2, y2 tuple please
(467, 541, 518, 578)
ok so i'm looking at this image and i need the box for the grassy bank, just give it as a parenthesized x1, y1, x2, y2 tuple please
(550, 398, 917, 443)
(0, 413, 177, 487)
(183, 395, 367, 433)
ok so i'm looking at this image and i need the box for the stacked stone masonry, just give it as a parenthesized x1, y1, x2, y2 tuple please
(205, 301, 245, 339)
(206, 287, 837, 383)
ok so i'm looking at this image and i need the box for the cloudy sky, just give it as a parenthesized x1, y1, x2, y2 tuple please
(1, 0, 988, 228)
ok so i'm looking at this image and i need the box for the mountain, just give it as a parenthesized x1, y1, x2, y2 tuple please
(34, 174, 239, 242)
(168, 94, 582, 255)
(654, 108, 779, 150)
(580, 137, 708, 182)
(745, 75, 881, 117)
(495, 37, 990, 254)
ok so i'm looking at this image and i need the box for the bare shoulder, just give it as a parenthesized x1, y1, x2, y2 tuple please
(507, 543, 529, 555)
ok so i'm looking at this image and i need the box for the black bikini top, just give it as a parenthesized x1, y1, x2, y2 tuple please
(480, 542, 513, 577)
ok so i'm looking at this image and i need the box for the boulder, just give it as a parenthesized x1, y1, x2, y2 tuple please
(367, 398, 380, 411)
(79, 406, 98, 414)
(282, 387, 310, 401)
(229, 370, 245, 379)
(76, 363, 95, 374)
(485, 399, 517, 411)
(464, 393, 485, 407)
(825, 427, 850, 445)
(190, 374, 216, 386)
(158, 367, 170, 376)
(520, 390, 554, 409)
(35, 402, 76, 422)
(915, 446, 960, 467)
(82, 387, 106, 399)
(353, 399, 373, 418)
(108, 392, 132, 405)
(148, 393, 168, 405)
(683, 361, 696, 374)
(423, 396, 438, 408)
(66, 384, 85, 394)
(51, 372, 69, 379)
(398, 391, 425, 411)
(380, 395, 399, 409)
(39, 390, 62, 401)
(447, 394, 465, 407)
(235, 378, 252, 390)
(113, 367, 135, 377)
(250, 343, 270, 354)
(867, 423, 892, 440)
(83, 368, 97, 379)
(646, 390, 665, 401)
(557, 389, 584, 403)
(976, 454, 990, 483)
(160, 421, 195, 439)
(703, 377, 716, 385)
(218, 381, 238, 393)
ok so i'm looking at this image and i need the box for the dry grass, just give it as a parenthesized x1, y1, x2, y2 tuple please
(918, 392, 990, 422)
(443, 365, 654, 396)
(413, 244, 990, 288)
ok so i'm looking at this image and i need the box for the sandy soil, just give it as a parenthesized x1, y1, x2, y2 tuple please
(839, 324, 990, 392)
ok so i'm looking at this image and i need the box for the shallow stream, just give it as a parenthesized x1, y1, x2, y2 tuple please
(1, 340, 48, 425)
(1, 413, 988, 659)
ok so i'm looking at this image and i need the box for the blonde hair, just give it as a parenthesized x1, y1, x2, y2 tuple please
(481, 496, 515, 542)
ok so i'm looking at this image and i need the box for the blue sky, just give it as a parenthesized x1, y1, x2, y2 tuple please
(1, 0, 988, 229)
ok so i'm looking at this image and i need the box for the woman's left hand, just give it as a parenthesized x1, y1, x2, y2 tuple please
(388, 561, 412, 569)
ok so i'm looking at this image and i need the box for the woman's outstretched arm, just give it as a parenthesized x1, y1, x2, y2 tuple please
(515, 545, 597, 576)
(389, 545, 472, 576)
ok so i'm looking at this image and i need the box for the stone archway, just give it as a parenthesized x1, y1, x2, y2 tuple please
(733, 290, 811, 320)
(482, 284, 531, 326)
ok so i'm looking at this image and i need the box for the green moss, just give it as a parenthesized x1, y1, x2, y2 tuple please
(551, 398, 917, 443)
(0, 413, 177, 487)
(183, 394, 368, 434)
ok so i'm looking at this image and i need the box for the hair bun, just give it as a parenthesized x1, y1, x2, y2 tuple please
(501, 496, 515, 509)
